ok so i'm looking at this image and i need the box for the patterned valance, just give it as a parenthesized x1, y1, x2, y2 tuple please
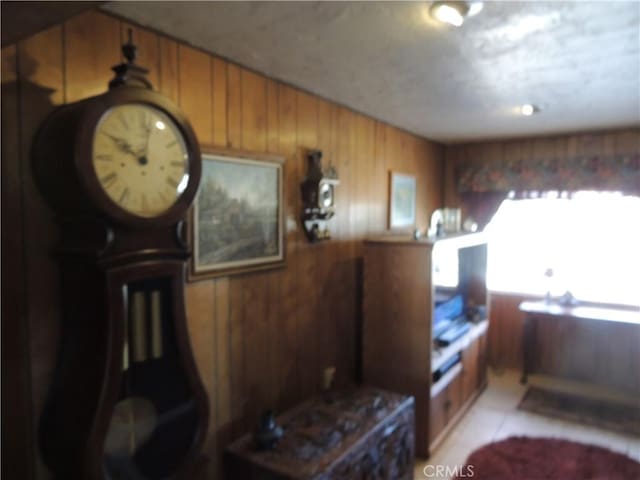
(457, 154, 640, 194)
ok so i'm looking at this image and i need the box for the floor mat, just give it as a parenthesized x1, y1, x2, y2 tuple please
(518, 386, 640, 437)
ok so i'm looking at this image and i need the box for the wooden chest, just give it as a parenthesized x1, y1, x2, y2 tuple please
(225, 387, 415, 480)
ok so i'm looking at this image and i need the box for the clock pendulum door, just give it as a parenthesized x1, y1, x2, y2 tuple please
(104, 270, 201, 479)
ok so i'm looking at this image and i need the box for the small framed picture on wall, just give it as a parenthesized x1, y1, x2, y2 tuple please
(389, 172, 416, 229)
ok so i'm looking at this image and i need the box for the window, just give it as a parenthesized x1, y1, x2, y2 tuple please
(486, 191, 640, 307)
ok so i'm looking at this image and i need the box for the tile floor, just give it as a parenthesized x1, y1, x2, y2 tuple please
(414, 369, 640, 479)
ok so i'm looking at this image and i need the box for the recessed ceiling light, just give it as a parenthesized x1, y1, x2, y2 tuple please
(430, 1, 483, 27)
(521, 104, 540, 116)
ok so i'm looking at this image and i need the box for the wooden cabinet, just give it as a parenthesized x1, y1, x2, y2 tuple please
(363, 233, 488, 458)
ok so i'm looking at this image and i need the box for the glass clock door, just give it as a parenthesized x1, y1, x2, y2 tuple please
(104, 277, 199, 479)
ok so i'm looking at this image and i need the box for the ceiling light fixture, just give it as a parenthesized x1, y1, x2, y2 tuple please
(520, 104, 540, 116)
(430, 1, 483, 27)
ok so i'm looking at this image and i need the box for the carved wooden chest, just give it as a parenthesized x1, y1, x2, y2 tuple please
(225, 387, 415, 480)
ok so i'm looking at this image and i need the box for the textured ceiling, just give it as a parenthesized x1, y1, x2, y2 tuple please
(102, 1, 640, 143)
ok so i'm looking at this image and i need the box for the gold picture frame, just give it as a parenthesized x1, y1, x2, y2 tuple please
(189, 146, 285, 280)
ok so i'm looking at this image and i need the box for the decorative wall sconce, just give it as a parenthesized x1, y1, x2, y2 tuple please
(300, 150, 339, 242)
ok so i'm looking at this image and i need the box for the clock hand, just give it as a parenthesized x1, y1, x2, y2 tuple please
(104, 133, 138, 158)
(140, 124, 152, 166)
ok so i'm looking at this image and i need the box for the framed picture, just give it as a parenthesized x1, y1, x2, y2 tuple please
(389, 172, 416, 229)
(190, 147, 285, 280)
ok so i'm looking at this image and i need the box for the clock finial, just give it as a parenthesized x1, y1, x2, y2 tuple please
(122, 28, 137, 64)
(109, 30, 152, 90)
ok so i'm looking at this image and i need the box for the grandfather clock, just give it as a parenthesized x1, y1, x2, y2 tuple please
(33, 34, 209, 479)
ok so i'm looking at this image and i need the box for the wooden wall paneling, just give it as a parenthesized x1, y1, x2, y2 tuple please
(614, 129, 640, 154)
(19, 25, 65, 480)
(158, 36, 178, 103)
(273, 83, 299, 410)
(228, 273, 246, 439)
(334, 106, 357, 386)
(443, 145, 461, 208)
(265, 78, 280, 409)
(334, 107, 352, 242)
(226, 63, 242, 149)
(346, 110, 360, 383)
(532, 137, 556, 160)
(266, 79, 279, 154)
(351, 113, 372, 242)
(213, 277, 231, 472)
(603, 132, 616, 155)
(211, 58, 228, 147)
(353, 114, 375, 381)
(120, 21, 159, 88)
(487, 294, 528, 369)
(369, 121, 387, 233)
(384, 124, 400, 207)
(178, 44, 212, 144)
(415, 139, 428, 222)
(176, 40, 218, 475)
(577, 133, 604, 155)
(240, 68, 267, 152)
(185, 281, 217, 475)
(64, 11, 120, 103)
(296, 90, 321, 398)
(316, 99, 339, 379)
(239, 67, 272, 429)
(207, 52, 232, 479)
(1, 44, 35, 480)
(503, 140, 523, 166)
(480, 141, 503, 166)
(566, 134, 579, 157)
(550, 136, 566, 159)
(222, 61, 248, 439)
(431, 141, 445, 215)
(239, 271, 269, 430)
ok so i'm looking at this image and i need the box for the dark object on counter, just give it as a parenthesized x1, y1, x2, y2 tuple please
(254, 410, 284, 451)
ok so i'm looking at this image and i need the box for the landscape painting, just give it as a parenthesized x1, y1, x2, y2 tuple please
(191, 150, 284, 279)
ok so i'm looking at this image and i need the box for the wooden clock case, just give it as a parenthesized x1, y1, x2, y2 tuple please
(32, 41, 209, 479)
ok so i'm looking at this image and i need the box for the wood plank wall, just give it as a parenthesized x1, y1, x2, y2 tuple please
(1, 10, 444, 479)
(444, 129, 640, 376)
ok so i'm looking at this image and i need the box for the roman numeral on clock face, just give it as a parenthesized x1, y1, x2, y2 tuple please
(101, 172, 118, 188)
(166, 177, 179, 188)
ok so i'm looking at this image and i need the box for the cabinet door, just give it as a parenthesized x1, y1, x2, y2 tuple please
(462, 336, 479, 403)
(429, 387, 448, 443)
(446, 372, 463, 424)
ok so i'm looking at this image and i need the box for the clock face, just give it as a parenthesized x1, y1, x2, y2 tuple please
(92, 104, 190, 218)
(319, 182, 334, 208)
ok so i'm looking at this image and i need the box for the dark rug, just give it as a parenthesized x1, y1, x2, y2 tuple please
(456, 436, 640, 480)
(518, 387, 640, 437)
